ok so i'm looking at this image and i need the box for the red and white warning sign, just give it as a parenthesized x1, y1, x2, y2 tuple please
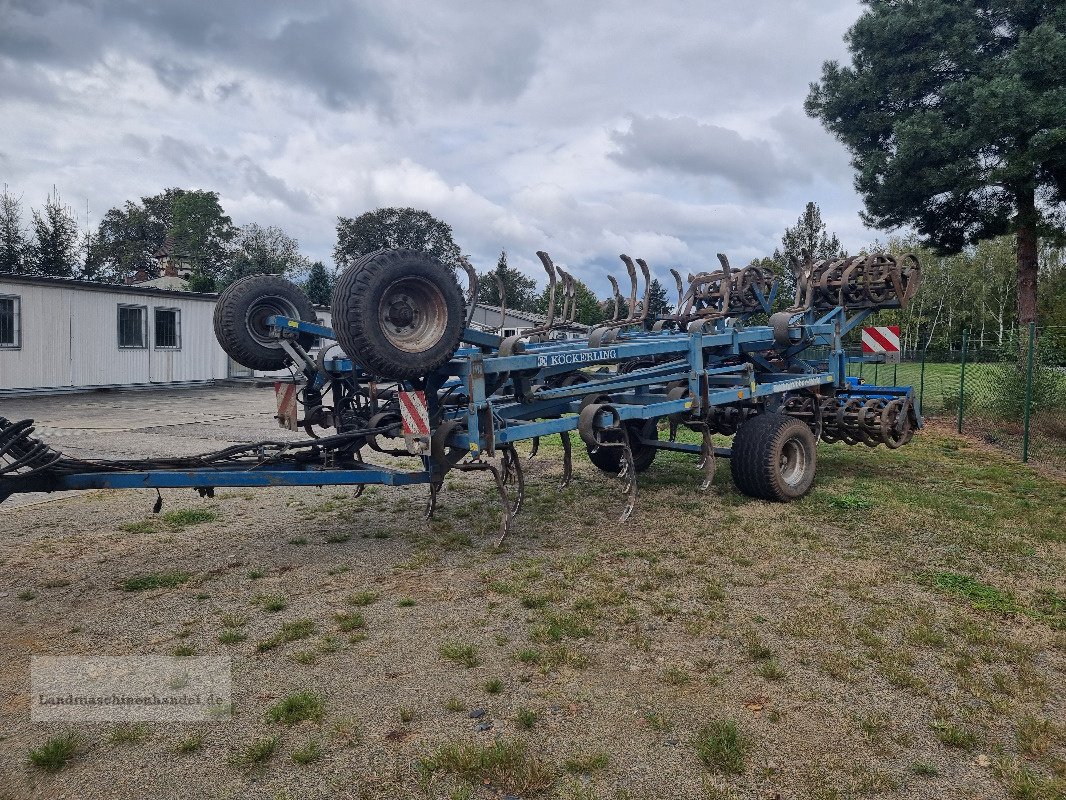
(398, 390, 430, 436)
(862, 325, 901, 364)
(274, 381, 298, 430)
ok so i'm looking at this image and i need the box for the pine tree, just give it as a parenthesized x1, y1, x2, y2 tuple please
(772, 202, 844, 306)
(28, 189, 80, 277)
(0, 185, 28, 274)
(303, 261, 335, 306)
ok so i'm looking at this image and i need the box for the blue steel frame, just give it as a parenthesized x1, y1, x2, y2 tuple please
(1, 301, 921, 502)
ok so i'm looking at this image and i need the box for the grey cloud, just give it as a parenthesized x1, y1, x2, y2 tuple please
(608, 115, 809, 199)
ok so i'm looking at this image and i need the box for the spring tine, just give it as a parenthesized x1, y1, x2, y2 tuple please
(669, 268, 683, 312)
(459, 256, 478, 327)
(536, 251, 558, 330)
(503, 445, 525, 517)
(635, 258, 651, 324)
(695, 423, 715, 490)
(456, 460, 510, 546)
(557, 267, 574, 326)
(566, 271, 577, 325)
(528, 436, 540, 460)
(617, 429, 637, 523)
(620, 255, 638, 324)
(559, 430, 573, 488)
(607, 275, 621, 321)
(715, 254, 732, 314)
(424, 481, 440, 520)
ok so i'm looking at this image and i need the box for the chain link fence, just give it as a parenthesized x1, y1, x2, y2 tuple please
(846, 326, 1066, 472)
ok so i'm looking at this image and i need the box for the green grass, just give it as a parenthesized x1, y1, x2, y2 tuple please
(229, 735, 279, 768)
(218, 629, 246, 645)
(347, 590, 379, 606)
(516, 707, 537, 729)
(261, 594, 288, 612)
(162, 509, 218, 527)
(256, 618, 315, 652)
(122, 571, 190, 592)
(335, 611, 365, 632)
(926, 572, 1019, 614)
(484, 678, 503, 694)
(931, 719, 978, 750)
(292, 737, 323, 764)
(419, 738, 555, 795)
(28, 732, 82, 771)
(439, 641, 481, 668)
(267, 691, 324, 725)
(109, 723, 148, 744)
(564, 752, 609, 773)
(695, 720, 746, 775)
(177, 732, 205, 753)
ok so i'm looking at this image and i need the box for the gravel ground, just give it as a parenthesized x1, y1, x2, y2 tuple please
(0, 385, 1063, 800)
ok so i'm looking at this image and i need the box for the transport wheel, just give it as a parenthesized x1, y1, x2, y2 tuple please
(213, 274, 317, 371)
(586, 418, 658, 473)
(331, 249, 466, 381)
(730, 412, 816, 501)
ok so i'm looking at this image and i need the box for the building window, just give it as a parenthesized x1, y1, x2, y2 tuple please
(154, 307, 181, 349)
(117, 304, 147, 348)
(502, 328, 517, 338)
(0, 295, 20, 349)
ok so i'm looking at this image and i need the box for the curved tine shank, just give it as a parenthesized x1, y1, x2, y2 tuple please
(635, 258, 652, 323)
(620, 254, 638, 323)
(557, 267, 575, 326)
(566, 271, 577, 325)
(536, 251, 558, 330)
(715, 254, 732, 312)
(669, 268, 683, 313)
(459, 257, 478, 326)
(494, 273, 507, 333)
(559, 430, 573, 488)
(607, 275, 622, 322)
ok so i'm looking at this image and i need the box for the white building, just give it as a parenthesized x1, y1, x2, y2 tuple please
(0, 274, 331, 394)
(0, 275, 588, 394)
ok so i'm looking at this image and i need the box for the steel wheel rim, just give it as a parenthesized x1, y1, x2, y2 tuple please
(246, 295, 300, 348)
(779, 438, 807, 487)
(378, 277, 448, 353)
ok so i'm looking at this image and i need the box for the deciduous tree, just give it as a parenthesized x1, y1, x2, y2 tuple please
(333, 207, 462, 271)
(476, 250, 538, 311)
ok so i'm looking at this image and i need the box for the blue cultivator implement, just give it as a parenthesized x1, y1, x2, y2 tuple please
(0, 248, 922, 542)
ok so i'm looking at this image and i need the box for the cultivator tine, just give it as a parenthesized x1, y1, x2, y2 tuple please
(692, 422, 715, 491)
(607, 275, 622, 321)
(459, 257, 478, 326)
(501, 444, 525, 517)
(557, 267, 575, 326)
(535, 251, 557, 332)
(424, 481, 440, 520)
(528, 436, 540, 460)
(559, 431, 573, 488)
(669, 268, 683, 311)
(455, 459, 510, 546)
(621, 255, 639, 325)
(635, 258, 651, 325)
(617, 430, 637, 523)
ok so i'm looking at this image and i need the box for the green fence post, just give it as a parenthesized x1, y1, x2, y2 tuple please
(919, 345, 927, 415)
(957, 328, 969, 433)
(1022, 322, 1035, 463)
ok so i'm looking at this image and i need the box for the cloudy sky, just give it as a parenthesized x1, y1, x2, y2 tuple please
(0, 0, 872, 294)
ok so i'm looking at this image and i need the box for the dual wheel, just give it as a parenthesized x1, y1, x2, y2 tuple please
(586, 412, 817, 502)
(214, 250, 467, 380)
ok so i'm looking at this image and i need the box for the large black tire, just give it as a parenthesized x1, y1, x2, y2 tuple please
(331, 249, 466, 381)
(730, 412, 817, 501)
(213, 275, 317, 371)
(587, 418, 658, 473)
